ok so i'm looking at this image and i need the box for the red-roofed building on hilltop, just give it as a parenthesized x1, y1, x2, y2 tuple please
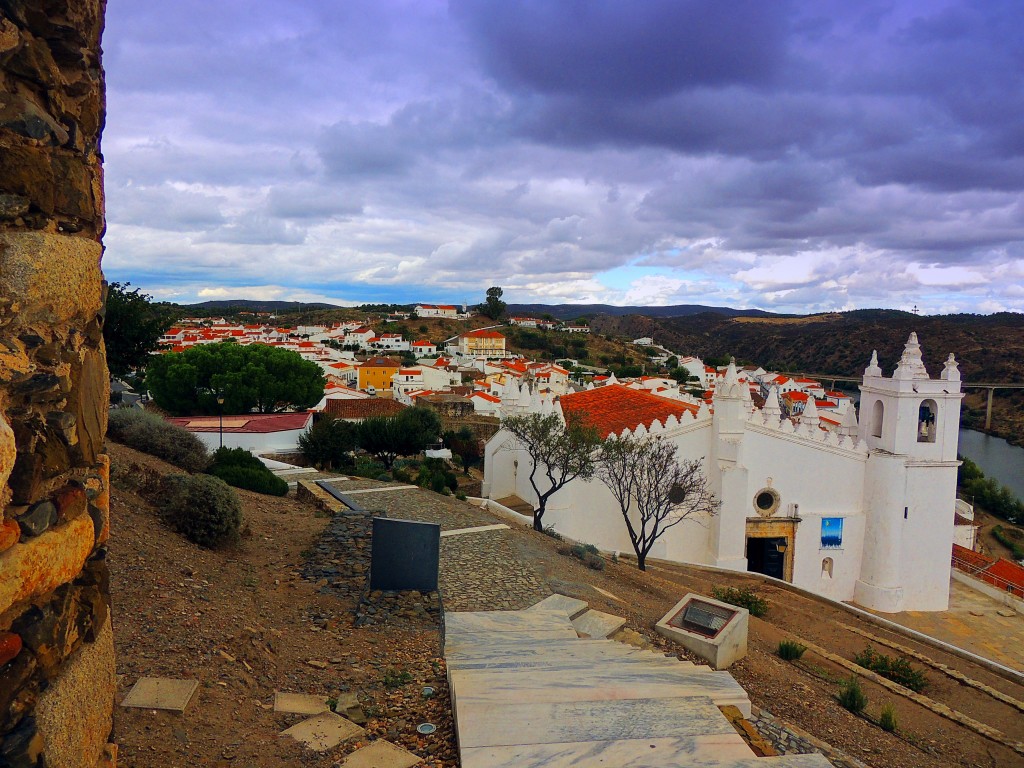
(456, 329, 506, 358)
(415, 303, 460, 318)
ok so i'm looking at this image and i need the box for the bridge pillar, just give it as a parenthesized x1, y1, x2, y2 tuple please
(985, 388, 994, 431)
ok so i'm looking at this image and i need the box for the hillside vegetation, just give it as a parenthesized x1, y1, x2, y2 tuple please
(593, 309, 1024, 444)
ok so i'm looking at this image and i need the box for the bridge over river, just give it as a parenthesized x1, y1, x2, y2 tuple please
(778, 372, 1024, 430)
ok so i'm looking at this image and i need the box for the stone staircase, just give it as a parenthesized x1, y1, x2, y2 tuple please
(445, 596, 834, 768)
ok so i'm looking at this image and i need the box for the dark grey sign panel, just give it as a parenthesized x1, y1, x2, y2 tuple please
(370, 517, 440, 591)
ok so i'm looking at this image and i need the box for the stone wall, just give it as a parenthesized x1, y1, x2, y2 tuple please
(0, 2, 114, 767)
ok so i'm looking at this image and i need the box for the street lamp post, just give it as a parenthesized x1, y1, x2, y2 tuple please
(217, 394, 225, 449)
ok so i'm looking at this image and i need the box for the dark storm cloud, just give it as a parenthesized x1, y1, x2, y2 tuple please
(101, 0, 1024, 312)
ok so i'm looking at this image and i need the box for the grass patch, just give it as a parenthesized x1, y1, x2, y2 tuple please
(853, 647, 928, 693)
(711, 586, 769, 618)
(837, 676, 867, 714)
(382, 668, 413, 689)
(777, 639, 807, 661)
(879, 701, 898, 733)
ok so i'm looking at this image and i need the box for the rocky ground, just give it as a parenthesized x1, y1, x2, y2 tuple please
(107, 441, 1024, 768)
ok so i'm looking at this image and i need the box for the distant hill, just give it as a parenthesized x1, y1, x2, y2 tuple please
(592, 309, 1024, 445)
(505, 303, 778, 320)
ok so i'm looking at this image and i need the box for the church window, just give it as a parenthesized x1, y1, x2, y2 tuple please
(871, 400, 884, 438)
(753, 487, 781, 517)
(918, 399, 937, 443)
(821, 517, 843, 548)
(821, 557, 834, 578)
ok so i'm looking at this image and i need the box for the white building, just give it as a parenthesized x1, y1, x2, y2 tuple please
(166, 412, 313, 453)
(415, 303, 459, 318)
(485, 334, 964, 613)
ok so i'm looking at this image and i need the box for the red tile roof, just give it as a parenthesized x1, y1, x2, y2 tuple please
(323, 399, 407, 420)
(361, 356, 401, 368)
(166, 412, 312, 433)
(463, 329, 505, 339)
(471, 391, 501, 403)
(559, 384, 699, 438)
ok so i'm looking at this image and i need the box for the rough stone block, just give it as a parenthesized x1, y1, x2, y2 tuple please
(0, 631, 22, 666)
(0, 518, 20, 554)
(0, 514, 95, 616)
(0, 232, 103, 327)
(35, 619, 115, 768)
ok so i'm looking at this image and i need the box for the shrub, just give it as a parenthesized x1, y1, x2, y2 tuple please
(711, 586, 769, 618)
(210, 464, 288, 496)
(351, 456, 387, 479)
(879, 702, 898, 733)
(162, 474, 242, 548)
(208, 447, 288, 496)
(542, 526, 563, 541)
(992, 525, 1024, 560)
(838, 676, 867, 714)
(561, 542, 604, 569)
(415, 457, 458, 496)
(583, 553, 605, 571)
(777, 639, 807, 661)
(853, 647, 928, 692)
(107, 409, 209, 472)
(298, 416, 358, 470)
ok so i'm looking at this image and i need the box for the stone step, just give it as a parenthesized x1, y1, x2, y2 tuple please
(449, 654, 699, 673)
(444, 627, 579, 652)
(570, 609, 627, 639)
(447, 644, 700, 670)
(446, 608, 574, 634)
(525, 593, 589, 620)
(449, 667, 751, 717)
(461, 739, 833, 768)
(454, 695, 738, 748)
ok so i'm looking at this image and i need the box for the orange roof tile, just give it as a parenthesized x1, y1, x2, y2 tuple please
(559, 384, 699, 439)
(463, 329, 505, 339)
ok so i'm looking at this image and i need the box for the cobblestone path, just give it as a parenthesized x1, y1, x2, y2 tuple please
(321, 478, 551, 611)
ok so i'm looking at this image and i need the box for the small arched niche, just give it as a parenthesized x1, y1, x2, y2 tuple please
(918, 399, 937, 443)
(821, 557, 834, 579)
(871, 400, 884, 438)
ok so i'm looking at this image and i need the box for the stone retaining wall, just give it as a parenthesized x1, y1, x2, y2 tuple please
(0, 3, 113, 766)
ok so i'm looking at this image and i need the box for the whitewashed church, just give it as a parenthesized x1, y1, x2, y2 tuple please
(484, 333, 965, 613)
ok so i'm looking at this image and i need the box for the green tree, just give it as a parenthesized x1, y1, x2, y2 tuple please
(357, 407, 443, 469)
(501, 412, 601, 531)
(146, 342, 325, 415)
(479, 286, 507, 320)
(298, 416, 359, 470)
(103, 282, 175, 376)
(444, 427, 482, 474)
(597, 435, 719, 570)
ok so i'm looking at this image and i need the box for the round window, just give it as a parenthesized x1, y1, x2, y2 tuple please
(753, 488, 780, 517)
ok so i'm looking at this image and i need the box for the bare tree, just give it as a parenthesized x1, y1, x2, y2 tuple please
(501, 412, 600, 531)
(598, 435, 719, 570)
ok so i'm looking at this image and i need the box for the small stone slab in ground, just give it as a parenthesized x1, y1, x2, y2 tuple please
(527, 593, 589, 620)
(572, 609, 627, 639)
(274, 692, 330, 715)
(121, 678, 199, 713)
(341, 740, 422, 768)
(281, 711, 366, 751)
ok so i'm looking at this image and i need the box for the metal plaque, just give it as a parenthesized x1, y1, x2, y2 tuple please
(668, 598, 737, 639)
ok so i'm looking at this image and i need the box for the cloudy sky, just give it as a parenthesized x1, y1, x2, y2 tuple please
(101, 1, 1024, 314)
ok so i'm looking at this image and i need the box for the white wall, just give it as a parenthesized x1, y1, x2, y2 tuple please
(192, 426, 310, 454)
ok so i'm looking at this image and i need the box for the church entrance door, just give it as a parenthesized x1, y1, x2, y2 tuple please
(746, 537, 786, 580)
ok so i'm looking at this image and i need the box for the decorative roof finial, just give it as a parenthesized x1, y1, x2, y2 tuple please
(864, 350, 882, 377)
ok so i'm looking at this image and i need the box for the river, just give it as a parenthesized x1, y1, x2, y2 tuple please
(958, 428, 1024, 500)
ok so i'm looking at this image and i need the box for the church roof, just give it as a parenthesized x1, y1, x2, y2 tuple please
(559, 384, 699, 438)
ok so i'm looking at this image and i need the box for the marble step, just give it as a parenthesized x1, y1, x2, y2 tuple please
(454, 695, 738, 748)
(571, 609, 627, 639)
(446, 609, 575, 634)
(448, 644, 700, 669)
(461, 739, 833, 768)
(525, 594, 590, 620)
(444, 628, 579, 652)
(450, 667, 751, 717)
